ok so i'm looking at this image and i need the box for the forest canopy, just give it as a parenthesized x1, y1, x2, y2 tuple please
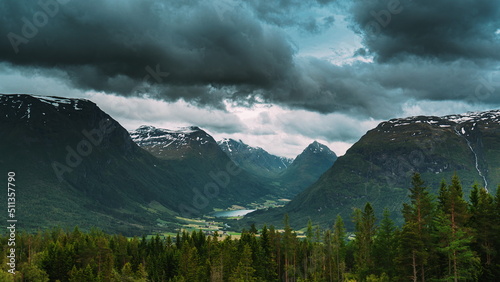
(1, 173, 499, 281)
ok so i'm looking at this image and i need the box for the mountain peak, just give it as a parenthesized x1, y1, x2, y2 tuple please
(135, 125, 203, 135)
(218, 138, 293, 177)
(304, 141, 336, 156)
(380, 109, 500, 130)
(1, 94, 97, 121)
(130, 125, 217, 160)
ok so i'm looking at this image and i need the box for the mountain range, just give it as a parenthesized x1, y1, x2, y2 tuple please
(0, 94, 336, 234)
(129, 125, 275, 214)
(218, 138, 293, 178)
(4, 93, 499, 234)
(0, 94, 187, 235)
(243, 110, 500, 229)
(217, 138, 337, 197)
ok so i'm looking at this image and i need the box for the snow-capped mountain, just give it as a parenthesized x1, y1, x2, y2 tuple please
(130, 125, 219, 160)
(245, 109, 500, 230)
(217, 138, 293, 177)
(2, 94, 90, 122)
(379, 110, 500, 190)
(290, 141, 338, 170)
(380, 110, 500, 131)
(302, 141, 337, 156)
(0, 94, 201, 235)
(130, 125, 275, 206)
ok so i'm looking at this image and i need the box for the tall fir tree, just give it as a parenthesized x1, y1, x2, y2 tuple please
(400, 173, 435, 282)
(282, 214, 298, 282)
(469, 186, 496, 280)
(436, 175, 479, 281)
(332, 215, 347, 282)
(353, 202, 376, 280)
(229, 243, 256, 282)
(372, 208, 397, 279)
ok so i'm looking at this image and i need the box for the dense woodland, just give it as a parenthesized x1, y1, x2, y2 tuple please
(1, 174, 500, 281)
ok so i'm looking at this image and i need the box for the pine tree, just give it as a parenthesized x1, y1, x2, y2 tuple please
(120, 262, 136, 282)
(469, 184, 480, 214)
(249, 223, 258, 235)
(134, 263, 148, 282)
(372, 208, 396, 278)
(490, 185, 500, 278)
(259, 225, 277, 281)
(400, 173, 435, 282)
(435, 215, 480, 281)
(469, 185, 496, 280)
(353, 202, 376, 280)
(178, 244, 200, 281)
(436, 175, 479, 281)
(282, 214, 297, 281)
(229, 244, 256, 282)
(308, 225, 324, 281)
(18, 262, 50, 282)
(301, 219, 315, 281)
(332, 215, 347, 282)
(324, 229, 334, 281)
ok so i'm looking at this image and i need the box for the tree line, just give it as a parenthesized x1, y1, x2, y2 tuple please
(1, 173, 500, 281)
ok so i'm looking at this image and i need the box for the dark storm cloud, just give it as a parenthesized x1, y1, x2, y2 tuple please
(279, 111, 377, 143)
(0, 1, 294, 95)
(349, 0, 500, 62)
(1, 0, 499, 120)
(0, 0, 376, 116)
(245, 0, 336, 32)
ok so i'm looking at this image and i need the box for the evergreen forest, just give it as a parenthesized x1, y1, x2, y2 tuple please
(2, 174, 500, 281)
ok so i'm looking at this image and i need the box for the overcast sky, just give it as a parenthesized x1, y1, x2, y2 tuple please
(1, 0, 499, 157)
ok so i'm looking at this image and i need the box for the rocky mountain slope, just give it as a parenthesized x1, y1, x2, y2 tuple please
(217, 138, 293, 178)
(130, 125, 274, 212)
(217, 139, 337, 197)
(244, 110, 500, 229)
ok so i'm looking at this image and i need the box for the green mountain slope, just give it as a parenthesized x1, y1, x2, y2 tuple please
(130, 125, 274, 213)
(277, 141, 337, 197)
(217, 139, 337, 198)
(243, 111, 500, 230)
(0, 94, 201, 235)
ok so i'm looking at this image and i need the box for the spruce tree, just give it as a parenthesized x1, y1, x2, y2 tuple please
(372, 208, 396, 278)
(353, 202, 376, 280)
(400, 173, 435, 282)
(436, 175, 479, 281)
(229, 244, 256, 282)
(332, 215, 347, 282)
(469, 186, 496, 280)
(282, 214, 297, 281)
